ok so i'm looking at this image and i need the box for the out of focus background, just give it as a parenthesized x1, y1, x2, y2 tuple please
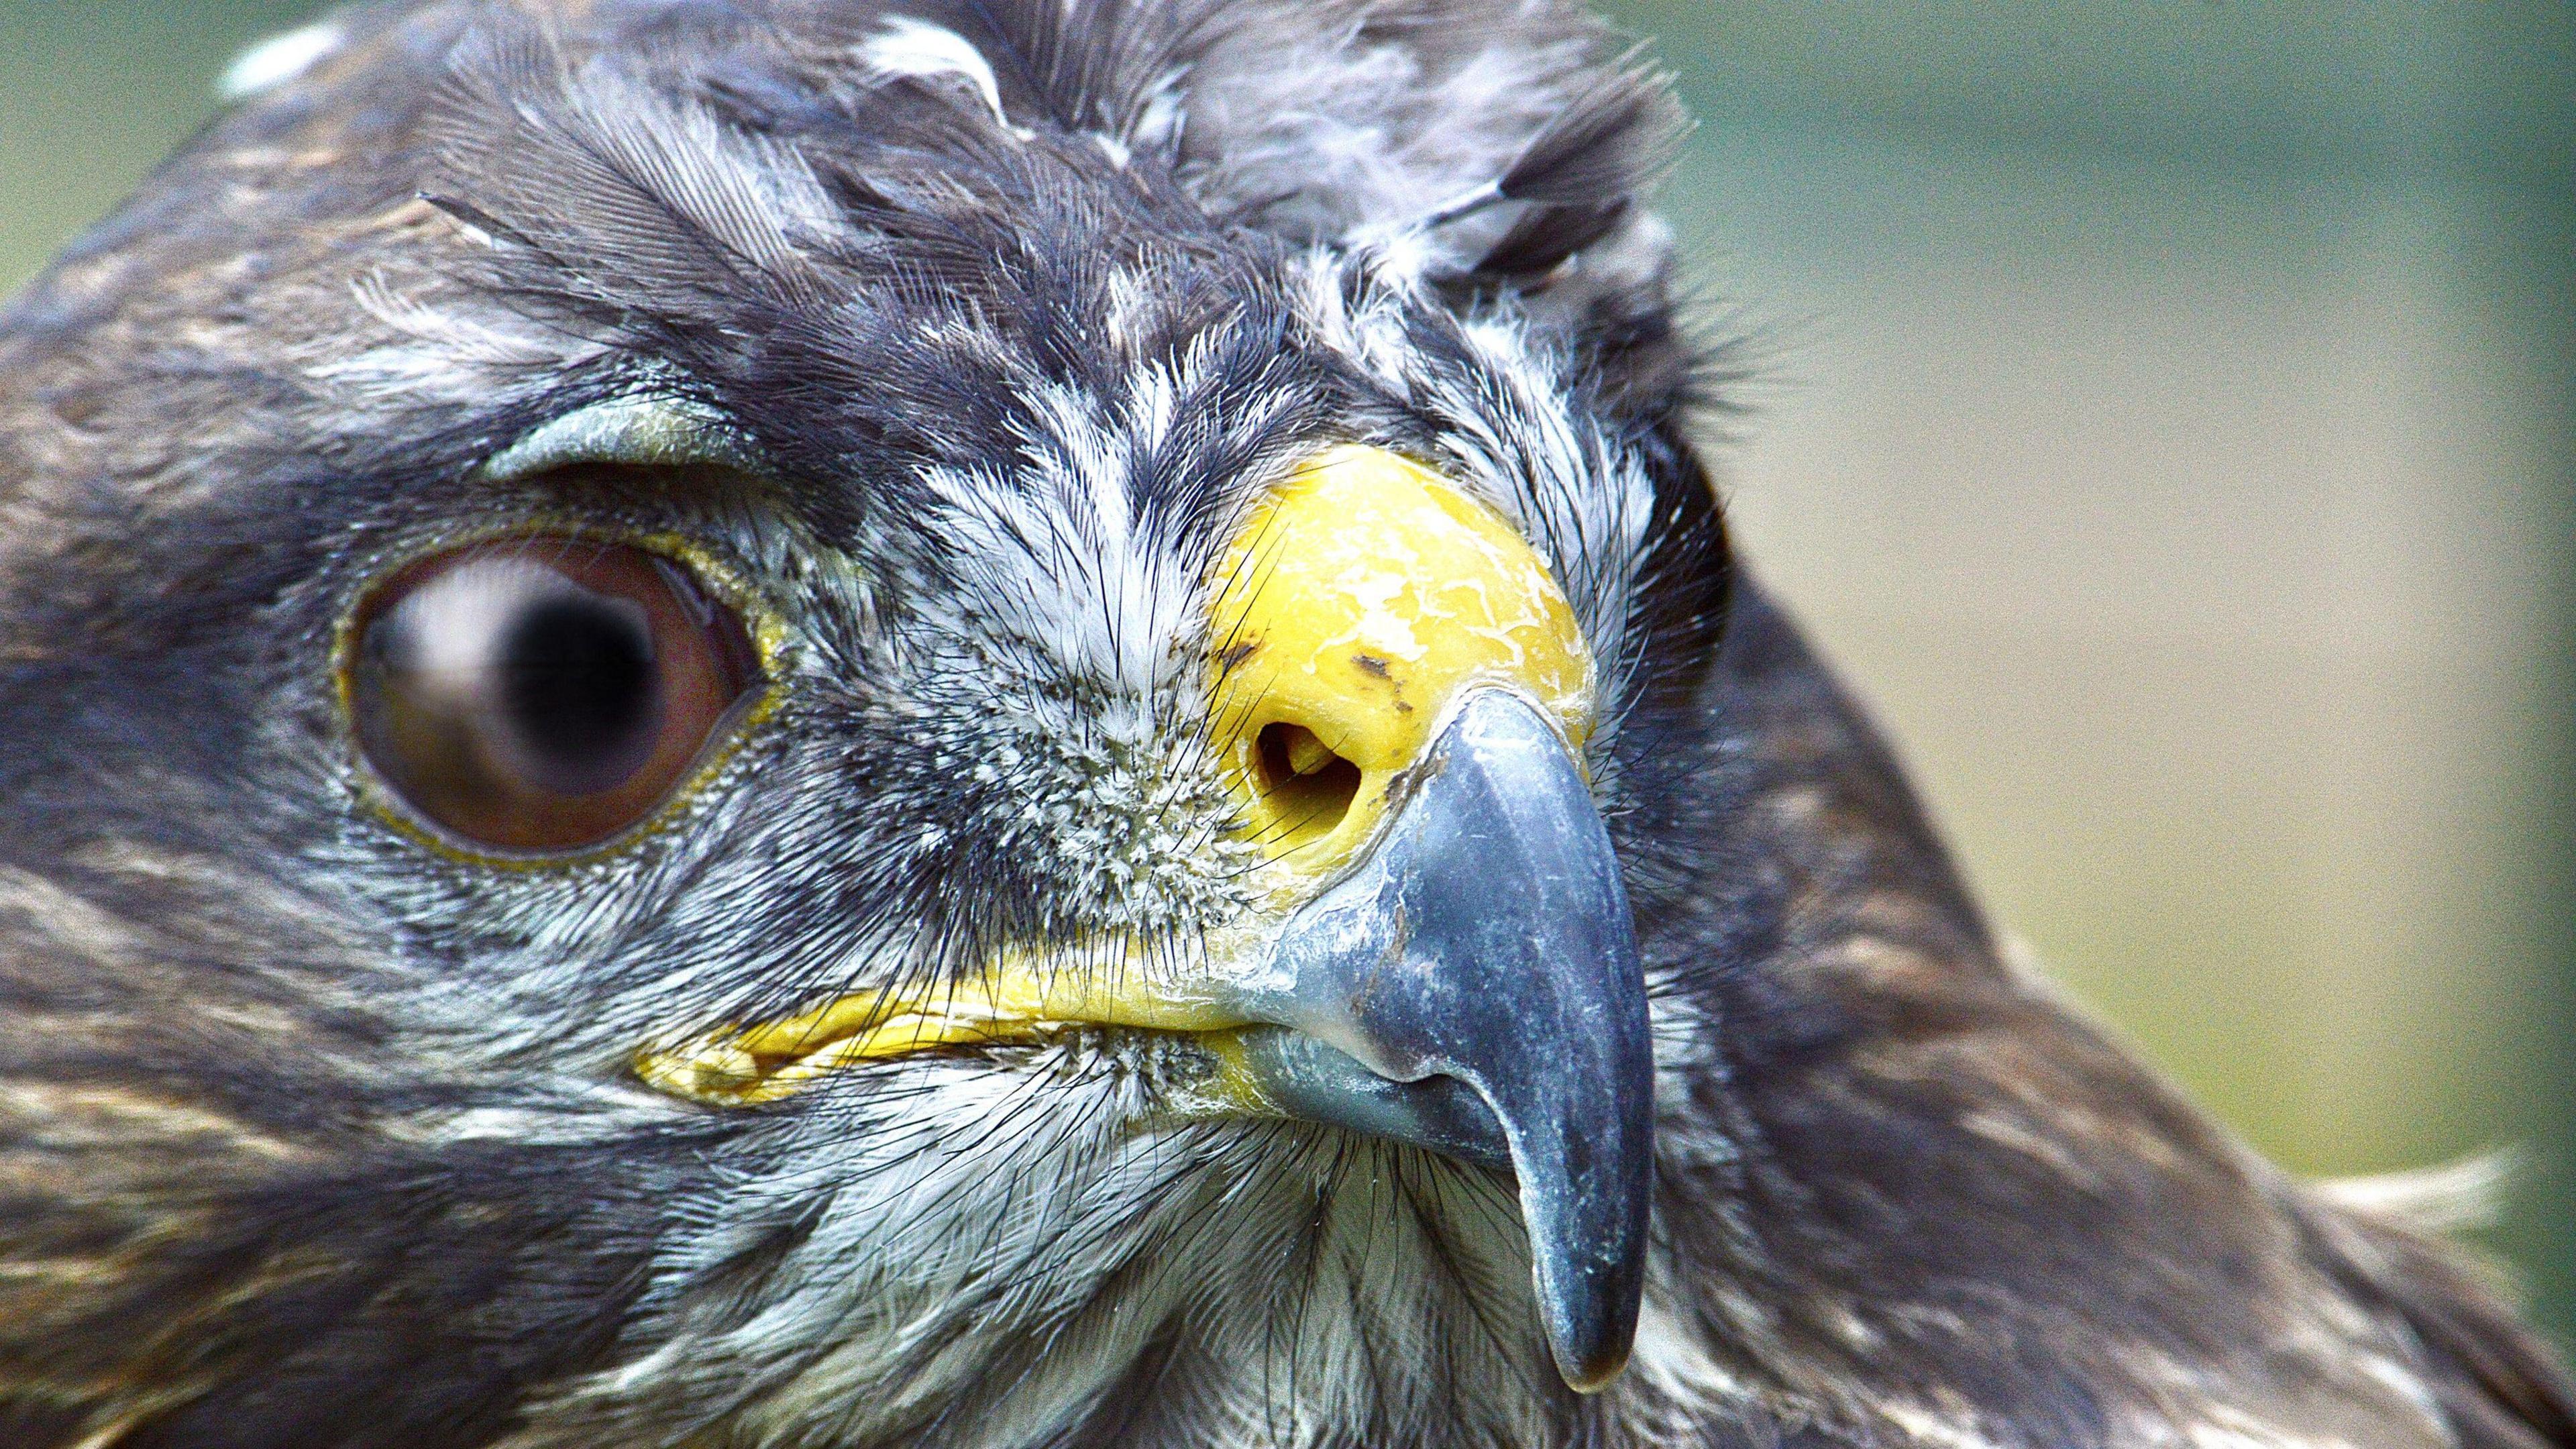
(3, 1, 2569, 1346)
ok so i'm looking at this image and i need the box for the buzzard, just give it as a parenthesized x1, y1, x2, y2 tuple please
(0, 1, 2567, 1445)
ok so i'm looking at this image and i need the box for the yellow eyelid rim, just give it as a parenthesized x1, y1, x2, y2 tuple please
(330, 522, 792, 871)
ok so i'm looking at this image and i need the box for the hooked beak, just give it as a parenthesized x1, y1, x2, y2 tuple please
(1228, 686, 1652, 1392)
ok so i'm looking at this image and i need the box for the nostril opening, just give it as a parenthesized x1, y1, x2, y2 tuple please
(1254, 722, 1361, 837)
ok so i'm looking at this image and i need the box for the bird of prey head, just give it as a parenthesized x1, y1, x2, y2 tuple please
(0, 1, 2566, 1446)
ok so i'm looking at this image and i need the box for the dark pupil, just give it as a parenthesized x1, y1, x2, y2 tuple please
(498, 593, 661, 794)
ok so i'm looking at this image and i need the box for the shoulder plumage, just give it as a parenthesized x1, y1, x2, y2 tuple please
(2298, 1183, 2576, 1449)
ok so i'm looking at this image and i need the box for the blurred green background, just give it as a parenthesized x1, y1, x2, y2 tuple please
(3, 0, 2569, 1349)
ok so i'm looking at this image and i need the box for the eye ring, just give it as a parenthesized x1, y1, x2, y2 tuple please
(337, 531, 771, 859)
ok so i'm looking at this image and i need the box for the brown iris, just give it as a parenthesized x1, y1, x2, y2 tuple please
(346, 537, 760, 853)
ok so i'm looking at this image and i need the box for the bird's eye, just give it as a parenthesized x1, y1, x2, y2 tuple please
(346, 537, 761, 853)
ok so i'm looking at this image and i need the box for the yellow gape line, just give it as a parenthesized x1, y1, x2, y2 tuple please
(636, 444, 1595, 1106)
(1205, 445, 1595, 880)
(633, 943, 1248, 1106)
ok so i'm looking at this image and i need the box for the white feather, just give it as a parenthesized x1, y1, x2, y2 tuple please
(857, 18, 1014, 132)
(217, 21, 341, 101)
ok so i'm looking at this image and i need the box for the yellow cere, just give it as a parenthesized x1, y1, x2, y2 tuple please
(1205, 443, 1595, 873)
(635, 445, 1595, 1108)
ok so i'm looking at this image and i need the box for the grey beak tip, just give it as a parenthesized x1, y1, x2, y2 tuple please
(1560, 1346, 1633, 1395)
(1241, 688, 1657, 1397)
